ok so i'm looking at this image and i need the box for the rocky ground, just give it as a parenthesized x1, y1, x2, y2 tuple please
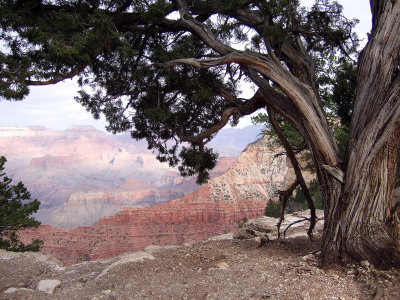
(1, 212, 400, 300)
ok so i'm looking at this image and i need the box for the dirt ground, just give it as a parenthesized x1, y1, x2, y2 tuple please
(1, 233, 400, 300)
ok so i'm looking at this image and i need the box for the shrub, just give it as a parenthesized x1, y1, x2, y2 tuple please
(264, 199, 281, 218)
(0, 156, 43, 252)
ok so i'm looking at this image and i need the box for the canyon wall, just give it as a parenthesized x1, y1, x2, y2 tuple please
(0, 125, 261, 228)
(20, 136, 292, 265)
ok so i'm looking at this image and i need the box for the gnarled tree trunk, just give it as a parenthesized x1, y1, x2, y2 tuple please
(342, 137, 400, 267)
(321, 134, 400, 268)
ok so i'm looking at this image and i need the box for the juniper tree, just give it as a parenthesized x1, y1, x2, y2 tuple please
(0, 156, 42, 252)
(1, 0, 400, 268)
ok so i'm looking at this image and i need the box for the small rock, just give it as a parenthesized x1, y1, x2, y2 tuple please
(4, 287, 33, 294)
(233, 228, 256, 239)
(207, 233, 233, 241)
(361, 260, 370, 268)
(4, 288, 18, 294)
(215, 261, 230, 270)
(37, 279, 61, 294)
(347, 269, 357, 275)
(302, 253, 315, 261)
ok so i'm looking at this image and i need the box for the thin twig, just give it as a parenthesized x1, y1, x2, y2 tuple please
(283, 218, 310, 239)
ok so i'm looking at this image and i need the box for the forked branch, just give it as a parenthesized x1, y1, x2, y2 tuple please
(268, 106, 316, 239)
(277, 179, 299, 240)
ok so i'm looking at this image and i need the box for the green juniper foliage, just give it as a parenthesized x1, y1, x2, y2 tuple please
(0, 156, 43, 252)
(289, 180, 323, 210)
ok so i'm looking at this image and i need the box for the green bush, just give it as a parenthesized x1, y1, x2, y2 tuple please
(309, 180, 323, 209)
(264, 199, 281, 218)
(0, 156, 43, 252)
(287, 180, 323, 211)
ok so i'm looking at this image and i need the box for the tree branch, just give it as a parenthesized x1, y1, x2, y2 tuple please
(268, 106, 316, 239)
(25, 66, 86, 86)
(245, 69, 307, 137)
(284, 218, 310, 239)
(155, 51, 272, 74)
(178, 91, 265, 144)
(173, 0, 234, 55)
(25, 26, 113, 86)
(277, 178, 299, 240)
(178, 107, 239, 144)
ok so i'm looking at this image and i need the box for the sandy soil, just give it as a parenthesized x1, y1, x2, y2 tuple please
(1, 233, 400, 300)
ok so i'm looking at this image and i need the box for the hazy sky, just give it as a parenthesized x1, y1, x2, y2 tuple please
(0, 0, 372, 132)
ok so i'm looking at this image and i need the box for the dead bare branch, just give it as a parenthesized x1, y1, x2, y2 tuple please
(277, 179, 299, 240)
(283, 218, 310, 239)
(268, 106, 316, 239)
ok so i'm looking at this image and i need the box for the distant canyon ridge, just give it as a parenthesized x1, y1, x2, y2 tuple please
(0, 125, 261, 228)
(1, 125, 297, 264)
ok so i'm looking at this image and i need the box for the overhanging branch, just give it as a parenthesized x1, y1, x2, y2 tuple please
(178, 107, 239, 144)
(178, 90, 265, 145)
(25, 29, 113, 87)
(25, 65, 85, 86)
(173, 0, 234, 55)
(155, 51, 272, 74)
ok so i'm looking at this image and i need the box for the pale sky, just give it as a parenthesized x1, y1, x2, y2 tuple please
(0, 0, 372, 132)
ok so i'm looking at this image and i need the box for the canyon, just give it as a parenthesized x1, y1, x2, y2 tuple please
(0, 125, 260, 228)
(1, 125, 298, 265)
(17, 133, 294, 265)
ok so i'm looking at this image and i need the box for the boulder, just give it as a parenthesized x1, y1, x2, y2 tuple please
(233, 228, 257, 239)
(233, 210, 325, 240)
(96, 251, 155, 281)
(37, 279, 61, 294)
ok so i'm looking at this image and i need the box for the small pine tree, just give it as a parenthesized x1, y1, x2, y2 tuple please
(287, 181, 324, 213)
(308, 180, 323, 210)
(0, 156, 43, 252)
(264, 199, 281, 218)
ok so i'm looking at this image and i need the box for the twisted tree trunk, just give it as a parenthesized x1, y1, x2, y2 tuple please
(321, 135, 400, 268)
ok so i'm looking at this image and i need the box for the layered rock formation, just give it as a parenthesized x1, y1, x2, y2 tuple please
(0, 125, 261, 228)
(0, 126, 193, 227)
(20, 136, 291, 265)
